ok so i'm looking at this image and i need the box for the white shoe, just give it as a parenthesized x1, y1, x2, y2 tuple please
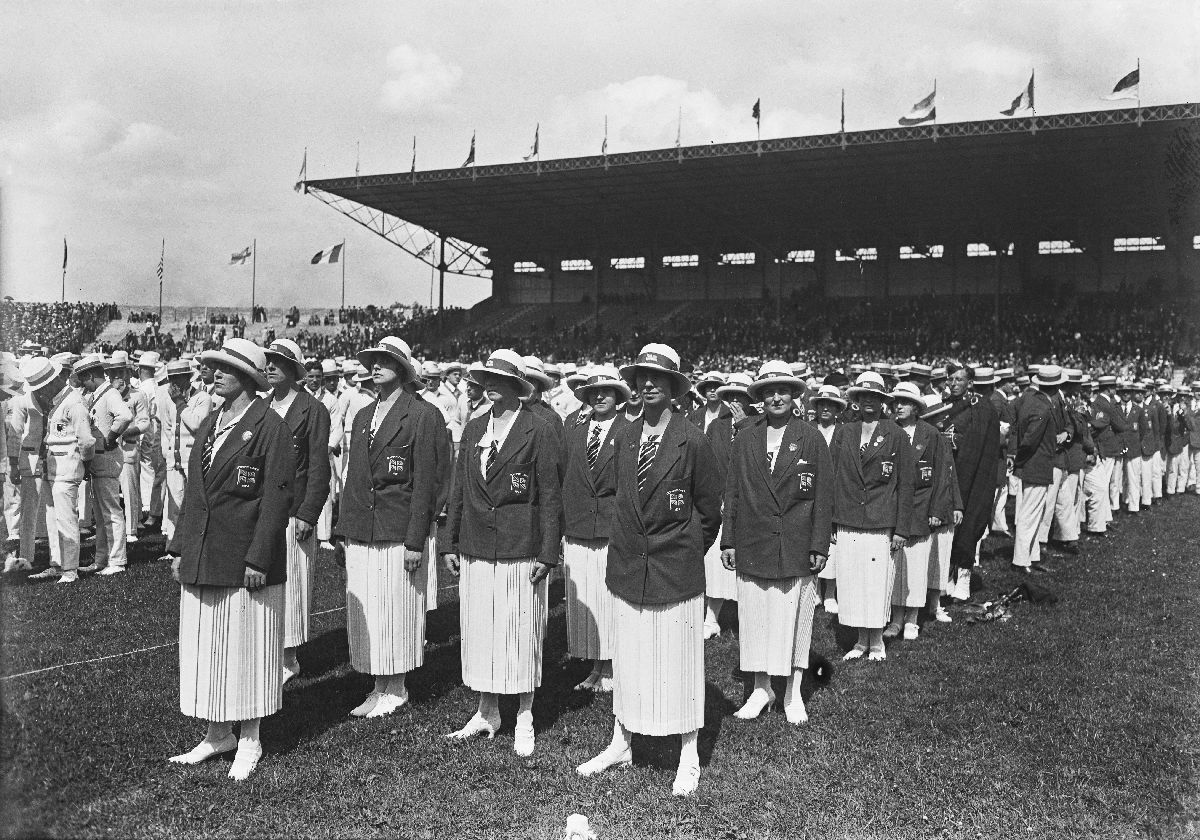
(785, 696, 809, 725)
(842, 645, 866, 661)
(823, 597, 839, 615)
(77, 562, 101, 574)
(672, 763, 701, 797)
(594, 675, 614, 693)
(576, 745, 632, 776)
(868, 645, 887, 662)
(57, 571, 79, 584)
(349, 692, 383, 717)
(126, 534, 139, 544)
(513, 714, 535, 757)
(169, 733, 237, 765)
(702, 621, 721, 640)
(733, 688, 775, 720)
(28, 567, 61, 581)
(319, 540, 335, 551)
(573, 673, 601, 692)
(364, 691, 408, 718)
(902, 623, 919, 641)
(97, 565, 126, 576)
(934, 607, 953, 623)
(2, 556, 17, 573)
(446, 713, 500, 741)
(228, 742, 262, 781)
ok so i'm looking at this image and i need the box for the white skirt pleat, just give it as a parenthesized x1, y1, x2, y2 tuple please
(893, 534, 932, 608)
(818, 540, 838, 581)
(832, 527, 896, 629)
(736, 573, 819, 675)
(344, 540, 426, 675)
(562, 537, 616, 660)
(612, 594, 704, 736)
(178, 582, 284, 722)
(703, 525, 737, 600)
(459, 555, 547, 694)
(283, 517, 316, 648)
(425, 524, 439, 612)
(928, 525, 955, 593)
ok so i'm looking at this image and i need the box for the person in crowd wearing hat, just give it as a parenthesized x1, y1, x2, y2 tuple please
(939, 362, 1000, 584)
(465, 374, 491, 423)
(2, 360, 23, 560)
(687, 371, 730, 433)
(1083, 375, 1127, 535)
(10, 360, 63, 577)
(716, 373, 755, 424)
(621, 385, 644, 423)
(883, 383, 959, 639)
(1115, 382, 1147, 514)
(1012, 365, 1069, 572)
(105, 351, 151, 543)
(1136, 385, 1160, 509)
(827, 371, 915, 661)
(560, 365, 631, 692)
(809, 383, 846, 613)
(262, 339, 332, 685)
(72, 354, 132, 575)
(164, 337, 296, 781)
(1164, 387, 1192, 496)
(921, 393, 967, 603)
(338, 364, 376, 483)
(0, 359, 24, 572)
(576, 343, 722, 797)
(435, 361, 469, 458)
(552, 363, 586, 421)
(720, 360, 831, 723)
(1149, 385, 1170, 501)
(135, 351, 167, 533)
(158, 359, 213, 544)
(975, 367, 1013, 539)
(15, 358, 95, 583)
(404, 364, 455, 614)
(312, 359, 344, 550)
(1047, 371, 1092, 555)
(442, 349, 562, 756)
(520, 356, 563, 435)
(1187, 383, 1200, 494)
(333, 336, 439, 716)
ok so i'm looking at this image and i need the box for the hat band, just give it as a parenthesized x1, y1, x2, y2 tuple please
(268, 343, 301, 364)
(635, 352, 678, 372)
(484, 358, 522, 376)
(219, 346, 265, 375)
(584, 375, 622, 388)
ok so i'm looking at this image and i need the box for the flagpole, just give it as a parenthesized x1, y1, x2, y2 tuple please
(340, 239, 346, 310)
(61, 239, 67, 302)
(1136, 57, 1141, 109)
(158, 239, 164, 325)
(251, 237, 257, 323)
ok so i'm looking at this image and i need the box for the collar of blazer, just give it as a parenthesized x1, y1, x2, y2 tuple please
(746, 415, 810, 495)
(480, 406, 535, 487)
(282, 387, 313, 430)
(366, 390, 413, 462)
(628, 411, 687, 506)
(580, 413, 625, 481)
(909, 419, 937, 457)
(203, 397, 269, 489)
(858, 419, 895, 464)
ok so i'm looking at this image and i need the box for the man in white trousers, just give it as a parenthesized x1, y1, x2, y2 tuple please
(74, 354, 133, 575)
(135, 351, 167, 531)
(158, 359, 212, 542)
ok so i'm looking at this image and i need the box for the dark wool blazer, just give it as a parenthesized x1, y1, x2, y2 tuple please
(904, 420, 954, 539)
(280, 388, 331, 525)
(720, 415, 833, 580)
(1090, 393, 1130, 459)
(561, 414, 629, 541)
(927, 432, 963, 524)
(1140, 400, 1162, 457)
(828, 418, 915, 538)
(169, 398, 295, 587)
(606, 412, 724, 606)
(415, 393, 454, 514)
(445, 407, 562, 566)
(334, 390, 440, 550)
(1013, 389, 1063, 486)
(1117, 401, 1144, 458)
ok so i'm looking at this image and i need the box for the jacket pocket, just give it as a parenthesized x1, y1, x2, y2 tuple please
(794, 469, 817, 499)
(661, 478, 692, 522)
(915, 459, 934, 488)
(229, 454, 266, 499)
(498, 461, 534, 505)
(380, 444, 412, 485)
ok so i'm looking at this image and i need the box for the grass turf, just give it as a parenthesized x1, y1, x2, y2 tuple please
(2, 495, 1199, 839)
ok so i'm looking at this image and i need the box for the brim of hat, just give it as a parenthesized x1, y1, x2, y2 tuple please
(888, 390, 925, 407)
(973, 375, 999, 385)
(694, 377, 725, 392)
(0, 381, 25, 397)
(356, 348, 419, 383)
(576, 379, 633, 402)
(74, 360, 105, 376)
(921, 403, 954, 419)
(1033, 375, 1068, 387)
(619, 362, 691, 398)
(467, 362, 534, 397)
(846, 385, 890, 399)
(263, 349, 307, 378)
(812, 394, 847, 409)
(523, 370, 554, 390)
(197, 349, 269, 390)
(714, 384, 751, 399)
(747, 376, 806, 401)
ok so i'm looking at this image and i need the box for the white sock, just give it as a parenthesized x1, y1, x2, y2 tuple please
(679, 730, 699, 770)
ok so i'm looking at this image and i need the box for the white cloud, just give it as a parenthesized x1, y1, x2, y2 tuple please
(378, 44, 462, 112)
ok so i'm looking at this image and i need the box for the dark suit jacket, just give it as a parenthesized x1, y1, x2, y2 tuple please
(1014, 389, 1061, 486)
(561, 414, 629, 540)
(720, 415, 833, 579)
(416, 393, 454, 514)
(606, 412, 724, 606)
(828, 419, 915, 537)
(169, 398, 295, 587)
(280, 388, 331, 524)
(334, 390, 439, 550)
(1141, 400, 1161, 457)
(905, 420, 952, 539)
(1117, 401, 1143, 458)
(1090, 393, 1129, 459)
(445, 407, 562, 566)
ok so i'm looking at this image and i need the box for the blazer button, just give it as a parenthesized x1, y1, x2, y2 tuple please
(489, 506, 495, 511)
(367, 503, 374, 510)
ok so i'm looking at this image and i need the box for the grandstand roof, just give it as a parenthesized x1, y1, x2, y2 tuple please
(305, 104, 1200, 260)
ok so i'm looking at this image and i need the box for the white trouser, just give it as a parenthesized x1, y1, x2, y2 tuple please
(120, 460, 140, 536)
(48, 481, 81, 573)
(1013, 478, 1049, 568)
(1108, 453, 1124, 512)
(1123, 457, 1143, 512)
(1051, 469, 1080, 543)
(1166, 447, 1190, 495)
(3, 476, 21, 540)
(19, 475, 60, 567)
(317, 456, 336, 542)
(139, 442, 165, 517)
(1150, 451, 1164, 499)
(1191, 448, 1200, 493)
(1037, 467, 1064, 545)
(1139, 455, 1155, 507)
(91, 452, 128, 567)
(163, 466, 186, 542)
(1084, 457, 1115, 532)
(991, 460, 1010, 534)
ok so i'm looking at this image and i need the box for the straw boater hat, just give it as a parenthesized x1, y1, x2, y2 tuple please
(521, 356, 554, 391)
(138, 351, 161, 369)
(903, 362, 933, 380)
(973, 366, 999, 386)
(1096, 374, 1118, 388)
(1064, 368, 1084, 386)
(716, 372, 754, 400)
(469, 349, 535, 398)
(747, 360, 806, 402)
(165, 359, 193, 379)
(565, 365, 589, 389)
(888, 381, 925, 407)
(931, 366, 948, 383)
(19, 357, 63, 393)
(441, 360, 465, 375)
(846, 371, 890, 400)
(790, 361, 811, 380)
(574, 364, 632, 403)
(263, 338, 307, 379)
(341, 359, 358, 376)
(18, 339, 41, 354)
(619, 343, 692, 398)
(104, 350, 133, 371)
(199, 337, 269, 390)
(1033, 364, 1067, 387)
(694, 370, 726, 394)
(51, 351, 81, 369)
(1156, 383, 1175, 396)
(921, 392, 953, 421)
(0, 359, 25, 397)
(357, 336, 418, 384)
(321, 358, 339, 377)
(73, 353, 106, 378)
(811, 383, 847, 410)
(996, 367, 1015, 382)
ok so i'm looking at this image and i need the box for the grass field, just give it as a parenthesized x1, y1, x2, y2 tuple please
(3, 496, 1199, 839)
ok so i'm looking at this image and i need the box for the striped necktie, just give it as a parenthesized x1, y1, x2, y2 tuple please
(637, 434, 660, 493)
(586, 425, 602, 470)
(767, 450, 776, 473)
(483, 440, 498, 478)
(200, 425, 216, 477)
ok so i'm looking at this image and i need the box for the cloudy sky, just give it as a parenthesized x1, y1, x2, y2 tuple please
(1, 0, 1196, 311)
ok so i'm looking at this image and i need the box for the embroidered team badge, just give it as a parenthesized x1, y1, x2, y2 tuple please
(241, 431, 253, 442)
(919, 464, 933, 482)
(510, 472, 529, 495)
(798, 472, 814, 492)
(789, 443, 799, 452)
(235, 465, 260, 489)
(881, 460, 894, 478)
(387, 454, 406, 477)
(667, 488, 687, 512)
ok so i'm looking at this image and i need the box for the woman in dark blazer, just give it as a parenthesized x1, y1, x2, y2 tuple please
(810, 384, 846, 613)
(442, 349, 562, 757)
(334, 336, 439, 719)
(720, 361, 832, 724)
(263, 339, 331, 685)
(165, 338, 295, 781)
(560, 365, 630, 692)
(577, 343, 723, 798)
(828, 371, 915, 662)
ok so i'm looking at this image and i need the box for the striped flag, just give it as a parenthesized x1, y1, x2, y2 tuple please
(1104, 66, 1140, 100)
(311, 243, 344, 264)
(462, 132, 475, 167)
(523, 124, 539, 161)
(294, 148, 306, 193)
(230, 246, 252, 265)
(899, 85, 936, 125)
(1001, 71, 1035, 115)
(157, 242, 164, 281)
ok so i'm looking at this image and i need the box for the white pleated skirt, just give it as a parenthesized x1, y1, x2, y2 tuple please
(736, 573, 818, 675)
(612, 594, 704, 736)
(178, 582, 284, 722)
(459, 555, 547, 694)
(832, 527, 896, 629)
(344, 540, 426, 675)
(703, 525, 737, 600)
(425, 525, 439, 612)
(283, 517, 316, 648)
(562, 537, 616, 660)
(818, 541, 838, 581)
(928, 525, 955, 593)
(893, 534, 932, 608)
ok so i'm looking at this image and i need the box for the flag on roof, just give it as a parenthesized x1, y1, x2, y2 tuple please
(899, 86, 936, 125)
(1001, 72, 1035, 115)
(63, 238, 68, 271)
(311, 243, 344, 265)
(752, 98, 760, 126)
(294, 148, 306, 193)
(230, 246, 252, 265)
(462, 132, 476, 167)
(1104, 66, 1140, 100)
(523, 124, 540, 161)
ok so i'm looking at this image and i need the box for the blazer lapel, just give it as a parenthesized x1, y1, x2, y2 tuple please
(204, 399, 265, 489)
(772, 417, 806, 490)
(283, 389, 309, 437)
(486, 408, 533, 482)
(639, 413, 684, 506)
(592, 415, 624, 475)
(369, 393, 411, 465)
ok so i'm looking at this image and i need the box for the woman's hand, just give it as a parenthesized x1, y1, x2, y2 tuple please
(953, 510, 964, 526)
(829, 527, 838, 546)
(295, 520, 314, 542)
(244, 567, 266, 591)
(890, 534, 907, 552)
(443, 553, 460, 577)
(167, 555, 181, 583)
(928, 516, 942, 528)
(720, 548, 736, 571)
(809, 552, 827, 574)
(404, 548, 423, 573)
(529, 562, 552, 584)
